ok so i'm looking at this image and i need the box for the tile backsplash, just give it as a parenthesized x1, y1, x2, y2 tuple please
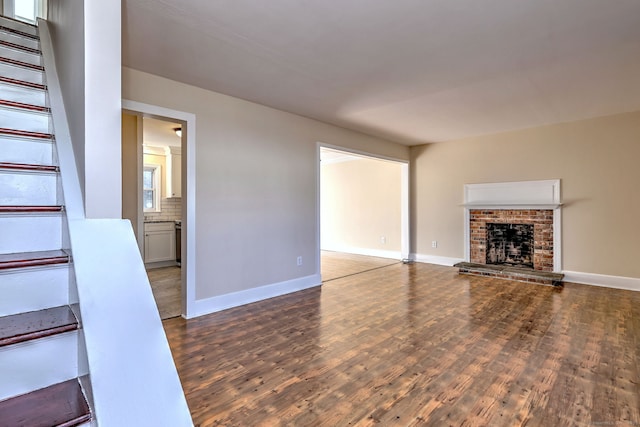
(144, 198, 181, 221)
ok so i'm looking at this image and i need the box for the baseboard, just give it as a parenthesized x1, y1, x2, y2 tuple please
(562, 271, 640, 292)
(412, 253, 465, 267)
(322, 245, 401, 260)
(189, 274, 322, 318)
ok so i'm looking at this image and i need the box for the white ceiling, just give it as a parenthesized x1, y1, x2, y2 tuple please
(123, 0, 640, 145)
(142, 117, 182, 148)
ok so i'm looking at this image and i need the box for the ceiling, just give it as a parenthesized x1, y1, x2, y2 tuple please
(142, 117, 182, 148)
(123, 0, 640, 145)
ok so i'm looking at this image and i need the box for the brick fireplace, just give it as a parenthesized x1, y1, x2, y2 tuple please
(456, 180, 564, 285)
(470, 209, 554, 271)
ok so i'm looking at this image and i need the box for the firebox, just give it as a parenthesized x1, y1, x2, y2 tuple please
(486, 223, 534, 268)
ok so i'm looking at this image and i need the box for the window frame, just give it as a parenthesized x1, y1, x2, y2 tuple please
(143, 164, 162, 213)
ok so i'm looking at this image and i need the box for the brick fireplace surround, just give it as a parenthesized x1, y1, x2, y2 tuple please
(470, 209, 554, 272)
(455, 180, 564, 286)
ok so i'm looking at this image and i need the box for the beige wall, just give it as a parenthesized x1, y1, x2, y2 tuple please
(122, 68, 409, 300)
(121, 112, 139, 237)
(321, 157, 401, 254)
(412, 110, 640, 278)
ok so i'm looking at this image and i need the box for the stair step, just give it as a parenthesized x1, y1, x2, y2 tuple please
(0, 205, 62, 213)
(0, 210, 63, 254)
(0, 55, 43, 71)
(0, 250, 70, 271)
(0, 24, 38, 40)
(0, 38, 40, 54)
(0, 379, 91, 427)
(0, 28, 39, 51)
(0, 80, 46, 108)
(0, 44, 41, 67)
(0, 264, 69, 318)
(0, 162, 57, 172)
(0, 305, 77, 348)
(0, 75, 45, 90)
(0, 104, 50, 134)
(0, 98, 48, 113)
(0, 60, 43, 85)
(0, 135, 53, 165)
(0, 166, 58, 205)
(0, 127, 52, 140)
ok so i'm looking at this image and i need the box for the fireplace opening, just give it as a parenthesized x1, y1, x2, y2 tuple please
(486, 223, 534, 268)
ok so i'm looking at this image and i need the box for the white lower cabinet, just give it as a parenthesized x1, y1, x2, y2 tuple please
(144, 222, 175, 263)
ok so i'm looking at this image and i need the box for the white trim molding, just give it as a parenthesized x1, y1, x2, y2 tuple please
(563, 271, 640, 292)
(463, 179, 562, 272)
(191, 274, 321, 317)
(412, 254, 465, 267)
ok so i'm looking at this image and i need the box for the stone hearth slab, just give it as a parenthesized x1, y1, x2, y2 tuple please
(454, 262, 564, 286)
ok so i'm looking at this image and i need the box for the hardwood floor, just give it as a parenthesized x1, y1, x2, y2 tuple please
(321, 250, 399, 282)
(163, 261, 640, 426)
(147, 266, 181, 319)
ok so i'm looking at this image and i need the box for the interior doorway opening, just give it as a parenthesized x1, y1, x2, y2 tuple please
(122, 100, 195, 319)
(318, 145, 409, 282)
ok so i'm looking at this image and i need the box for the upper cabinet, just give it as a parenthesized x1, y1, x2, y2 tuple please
(166, 146, 182, 198)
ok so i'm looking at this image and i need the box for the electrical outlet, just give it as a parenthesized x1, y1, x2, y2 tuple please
(297, 256, 303, 266)
(431, 240, 438, 248)
(380, 236, 386, 244)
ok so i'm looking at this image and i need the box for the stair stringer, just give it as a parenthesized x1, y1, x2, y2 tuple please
(38, 19, 194, 427)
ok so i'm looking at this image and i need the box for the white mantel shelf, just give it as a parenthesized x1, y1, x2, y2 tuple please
(463, 203, 563, 209)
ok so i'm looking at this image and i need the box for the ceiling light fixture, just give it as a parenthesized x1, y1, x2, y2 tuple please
(174, 127, 182, 138)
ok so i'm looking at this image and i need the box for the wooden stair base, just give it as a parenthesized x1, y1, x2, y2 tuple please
(0, 24, 39, 40)
(0, 305, 78, 347)
(0, 205, 63, 213)
(0, 162, 58, 172)
(0, 127, 53, 140)
(0, 379, 91, 427)
(0, 249, 70, 270)
(0, 38, 41, 54)
(0, 99, 50, 112)
(0, 55, 43, 71)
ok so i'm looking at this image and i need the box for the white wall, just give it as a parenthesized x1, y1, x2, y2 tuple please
(123, 68, 409, 303)
(321, 156, 402, 257)
(47, 0, 122, 219)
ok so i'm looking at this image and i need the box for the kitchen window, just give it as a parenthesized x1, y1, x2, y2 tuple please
(143, 164, 161, 212)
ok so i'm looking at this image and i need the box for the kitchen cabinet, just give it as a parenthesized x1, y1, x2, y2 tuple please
(166, 146, 181, 198)
(144, 222, 175, 263)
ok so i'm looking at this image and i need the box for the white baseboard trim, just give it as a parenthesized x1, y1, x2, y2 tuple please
(190, 274, 322, 318)
(322, 245, 401, 260)
(562, 271, 640, 292)
(412, 253, 465, 267)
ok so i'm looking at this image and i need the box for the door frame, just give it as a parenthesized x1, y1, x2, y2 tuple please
(316, 142, 410, 277)
(123, 99, 197, 319)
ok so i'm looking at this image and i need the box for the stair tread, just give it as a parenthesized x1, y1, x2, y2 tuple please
(0, 162, 57, 172)
(0, 75, 46, 90)
(0, 305, 77, 347)
(0, 249, 69, 270)
(0, 99, 49, 112)
(0, 205, 63, 213)
(0, 55, 43, 71)
(0, 127, 52, 139)
(0, 379, 91, 427)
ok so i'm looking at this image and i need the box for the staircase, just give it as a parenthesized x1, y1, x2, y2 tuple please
(0, 15, 92, 426)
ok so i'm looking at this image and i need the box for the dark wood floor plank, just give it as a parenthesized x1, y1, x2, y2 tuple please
(163, 262, 640, 427)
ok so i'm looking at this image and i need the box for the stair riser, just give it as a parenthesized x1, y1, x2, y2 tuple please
(0, 136, 53, 164)
(0, 45, 41, 66)
(0, 214, 62, 254)
(0, 17, 38, 37)
(0, 81, 46, 107)
(0, 61, 43, 84)
(0, 265, 69, 317)
(0, 106, 50, 133)
(0, 331, 78, 401)
(0, 171, 58, 205)
(0, 30, 39, 51)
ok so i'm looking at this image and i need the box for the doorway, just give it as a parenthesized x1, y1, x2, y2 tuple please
(122, 100, 196, 319)
(318, 144, 409, 282)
